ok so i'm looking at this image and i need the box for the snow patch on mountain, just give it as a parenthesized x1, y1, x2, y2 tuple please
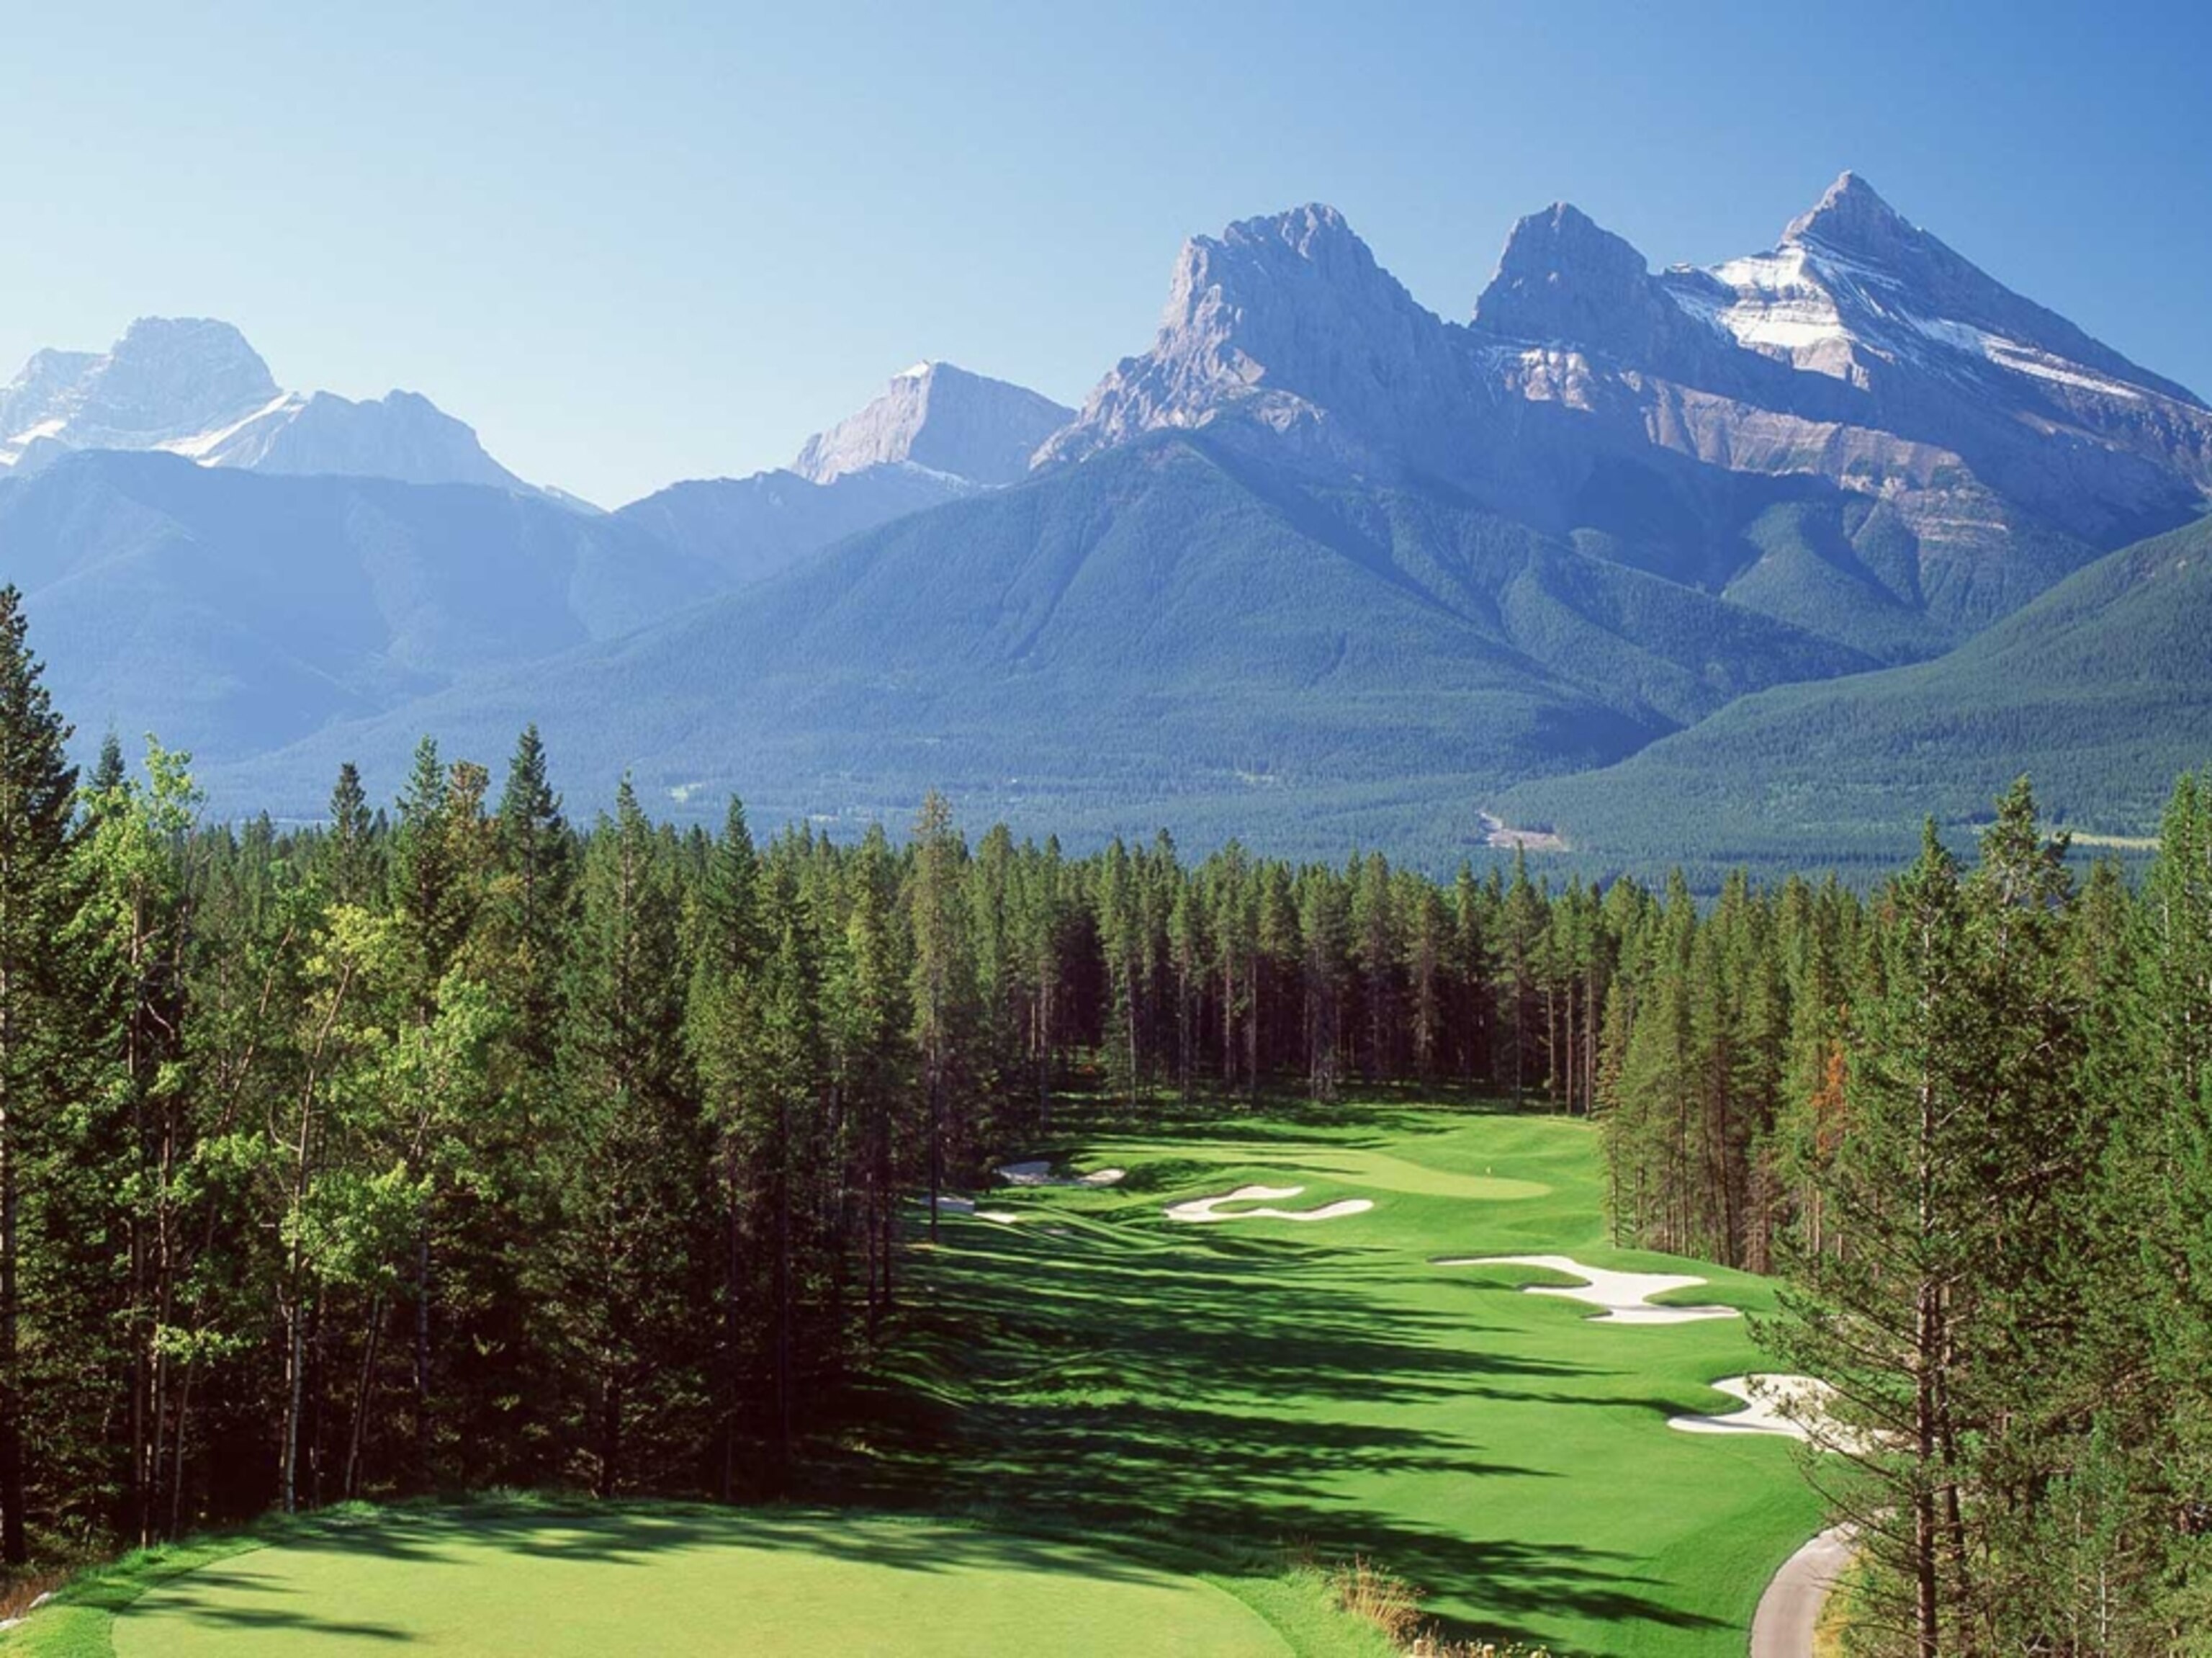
(0, 318, 541, 496)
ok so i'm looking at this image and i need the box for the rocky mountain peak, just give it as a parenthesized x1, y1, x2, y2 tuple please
(1, 315, 281, 453)
(1763, 173, 2206, 411)
(1473, 202, 1672, 357)
(1041, 203, 1464, 471)
(0, 317, 542, 493)
(1781, 170, 1912, 254)
(91, 316, 282, 439)
(1161, 203, 1393, 326)
(792, 362, 1074, 488)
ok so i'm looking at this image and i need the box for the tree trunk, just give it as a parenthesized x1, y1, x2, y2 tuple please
(412, 1229, 432, 1491)
(0, 1072, 22, 1567)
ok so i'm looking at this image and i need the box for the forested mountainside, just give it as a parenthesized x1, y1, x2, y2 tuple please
(213, 434, 1876, 841)
(1502, 510, 2212, 871)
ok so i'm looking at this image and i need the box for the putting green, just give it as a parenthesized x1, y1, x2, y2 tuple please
(105, 1508, 1290, 1657)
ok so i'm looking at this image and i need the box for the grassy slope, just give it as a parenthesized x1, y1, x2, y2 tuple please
(1502, 512, 2212, 874)
(862, 1098, 1822, 1657)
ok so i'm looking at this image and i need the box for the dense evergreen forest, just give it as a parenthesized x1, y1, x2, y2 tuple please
(0, 581, 2204, 1652)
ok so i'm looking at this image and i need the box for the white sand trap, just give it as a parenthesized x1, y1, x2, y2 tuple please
(1434, 1254, 1740, 1325)
(997, 1161, 1127, 1188)
(1165, 1184, 1374, 1224)
(910, 1194, 1022, 1223)
(1672, 1374, 1853, 1448)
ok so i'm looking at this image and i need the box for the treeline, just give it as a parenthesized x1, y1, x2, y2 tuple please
(1597, 781, 2212, 1652)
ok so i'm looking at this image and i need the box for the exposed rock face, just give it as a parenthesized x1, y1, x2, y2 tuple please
(1043, 176, 2212, 635)
(0, 318, 536, 494)
(1038, 205, 1476, 476)
(204, 389, 526, 490)
(0, 318, 280, 456)
(792, 362, 1072, 486)
(1477, 204, 1707, 371)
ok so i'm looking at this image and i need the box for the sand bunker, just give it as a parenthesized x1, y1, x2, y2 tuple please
(1671, 1374, 1855, 1448)
(1433, 1254, 1739, 1325)
(997, 1161, 1128, 1188)
(1164, 1184, 1374, 1224)
(913, 1196, 1023, 1223)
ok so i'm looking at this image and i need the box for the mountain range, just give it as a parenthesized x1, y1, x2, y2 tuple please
(0, 318, 541, 496)
(6, 173, 2208, 873)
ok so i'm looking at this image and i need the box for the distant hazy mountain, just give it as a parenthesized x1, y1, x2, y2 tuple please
(207, 434, 1875, 841)
(1498, 510, 2212, 871)
(0, 317, 541, 495)
(793, 362, 1074, 486)
(0, 450, 719, 765)
(613, 463, 981, 588)
(0, 356, 1068, 774)
(608, 360, 1070, 588)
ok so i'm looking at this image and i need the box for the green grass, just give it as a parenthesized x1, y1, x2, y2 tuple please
(4, 1500, 1322, 1658)
(858, 1095, 1823, 1658)
(5, 1095, 1820, 1658)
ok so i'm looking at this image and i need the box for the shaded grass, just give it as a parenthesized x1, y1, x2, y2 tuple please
(858, 1094, 1823, 1657)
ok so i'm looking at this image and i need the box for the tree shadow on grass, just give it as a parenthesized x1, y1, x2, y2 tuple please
(827, 1188, 1740, 1654)
(132, 1603, 416, 1643)
(268, 1502, 1233, 1590)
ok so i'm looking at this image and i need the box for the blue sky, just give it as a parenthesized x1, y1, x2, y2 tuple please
(3, 1, 2206, 506)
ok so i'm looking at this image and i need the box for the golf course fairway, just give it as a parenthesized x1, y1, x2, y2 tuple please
(8, 1098, 1824, 1657)
(873, 1099, 1826, 1656)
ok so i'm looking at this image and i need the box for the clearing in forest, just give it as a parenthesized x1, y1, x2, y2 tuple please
(9, 1098, 1821, 1658)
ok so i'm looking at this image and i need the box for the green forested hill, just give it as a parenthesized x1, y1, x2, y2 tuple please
(1501, 512, 2212, 872)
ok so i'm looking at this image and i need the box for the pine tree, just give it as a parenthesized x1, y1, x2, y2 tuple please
(907, 794, 967, 1235)
(545, 781, 708, 1497)
(71, 739, 201, 1542)
(0, 587, 81, 1564)
(1298, 866, 1349, 1102)
(325, 763, 377, 906)
(1771, 787, 2089, 1654)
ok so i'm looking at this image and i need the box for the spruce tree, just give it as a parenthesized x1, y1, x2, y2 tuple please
(0, 586, 80, 1564)
(907, 794, 967, 1237)
(325, 762, 377, 905)
(546, 781, 707, 1497)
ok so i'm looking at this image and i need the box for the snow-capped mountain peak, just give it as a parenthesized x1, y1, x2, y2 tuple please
(1673, 171, 2206, 414)
(0, 318, 541, 495)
